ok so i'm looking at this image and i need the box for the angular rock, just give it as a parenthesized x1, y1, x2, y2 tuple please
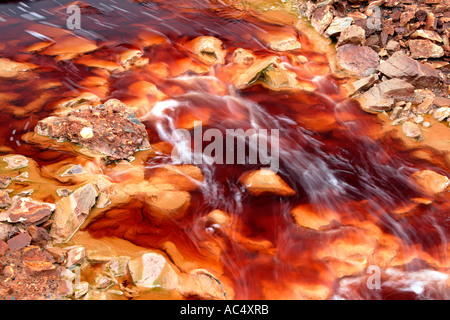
(433, 107, 450, 121)
(128, 252, 179, 289)
(50, 183, 98, 243)
(357, 79, 415, 113)
(311, 5, 334, 34)
(26, 225, 51, 247)
(337, 25, 365, 46)
(0, 190, 11, 209)
(65, 246, 86, 268)
(3, 155, 28, 170)
(0, 175, 11, 189)
(402, 122, 423, 141)
(21, 246, 56, 273)
(0, 240, 7, 256)
(411, 170, 450, 195)
(325, 17, 353, 37)
(344, 74, 378, 96)
(335, 44, 379, 78)
(411, 30, 443, 43)
(6, 196, 55, 225)
(240, 169, 295, 197)
(35, 99, 150, 161)
(260, 33, 301, 51)
(378, 52, 442, 87)
(61, 164, 85, 177)
(408, 39, 444, 59)
(7, 232, 31, 251)
(185, 36, 226, 65)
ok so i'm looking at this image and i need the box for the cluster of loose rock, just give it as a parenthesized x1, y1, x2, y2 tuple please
(300, 0, 450, 141)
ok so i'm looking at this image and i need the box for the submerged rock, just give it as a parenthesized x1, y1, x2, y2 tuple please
(240, 169, 295, 197)
(3, 155, 28, 170)
(35, 99, 150, 161)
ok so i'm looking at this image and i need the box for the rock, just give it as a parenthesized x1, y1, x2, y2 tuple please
(7, 232, 31, 251)
(61, 164, 85, 177)
(35, 99, 150, 161)
(325, 17, 353, 37)
(385, 40, 400, 52)
(73, 282, 89, 299)
(357, 79, 415, 113)
(335, 44, 379, 78)
(290, 204, 338, 230)
(26, 225, 50, 247)
(118, 49, 143, 68)
(42, 36, 97, 59)
(95, 275, 113, 290)
(410, 170, 450, 195)
(106, 256, 130, 277)
(147, 164, 204, 192)
(411, 30, 443, 43)
(433, 107, 450, 121)
(240, 169, 295, 197)
(46, 247, 67, 264)
(56, 188, 73, 197)
(433, 97, 450, 108)
(0, 223, 11, 241)
(311, 5, 334, 35)
(337, 25, 365, 46)
(344, 74, 378, 96)
(0, 58, 36, 78)
(377, 52, 441, 87)
(0, 175, 11, 189)
(408, 39, 444, 59)
(402, 122, 423, 141)
(259, 32, 301, 51)
(185, 36, 226, 65)
(5, 196, 55, 225)
(65, 246, 86, 268)
(231, 48, 255, 65)
(232, 56, 303, 91)
(2, 155, 28, 170)
(0, 240, 8, 256)
(128, 252, 179, 289)
(50, 183, 98, 243)
(21, 246, 56, 273)
(183, 269, 226, 300)
(146, 187, 191, 221)
(0, 190, 11, 208)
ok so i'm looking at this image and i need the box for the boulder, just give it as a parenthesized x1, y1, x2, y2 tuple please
(335, 44, 379, 78)
(128, 252, 179, 289)
(410, 170, 450, 195)
(35, 99, 150, 161)
(378, 52, 442, 87)
(6, 196, 55, 225)
(240, 169, 295, 197)
(50, 183, 98, 243)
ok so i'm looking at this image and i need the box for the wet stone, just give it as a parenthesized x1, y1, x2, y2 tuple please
(2, 155, 28, 170)
(35, 99, 150, 161)
(6, 196, 55, 225)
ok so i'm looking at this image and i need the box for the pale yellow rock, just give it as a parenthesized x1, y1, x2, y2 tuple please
(410, 170, 450, 195)
(128, 252, 179, 290)
(0, 58, 36, 78)
(231, 48, 256, 65)
(185, 36, 226, 65)
(240, 169, 295, 197)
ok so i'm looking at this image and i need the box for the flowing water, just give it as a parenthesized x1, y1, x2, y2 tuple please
(0, 0, 449, 300)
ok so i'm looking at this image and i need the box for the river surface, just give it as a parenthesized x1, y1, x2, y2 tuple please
(0, 0, 448, 299)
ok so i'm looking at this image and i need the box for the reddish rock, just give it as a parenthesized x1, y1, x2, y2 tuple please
(21, 246, 56, 273)
(335, 44, 380, 78)
(0, 175, 11, 189)
(7, 196, 55, 225)
(0, 190, 11, 209)
(337, 25, 366, 46)
(378, 51, 442, 87)
(311, 5, 334, 34)
(35, 99, 151, 161)
(26, 225, 51, 247)
(7, 232, 32, 251)
(0, 240, 8, 256)
(408, 39, 444, 58)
